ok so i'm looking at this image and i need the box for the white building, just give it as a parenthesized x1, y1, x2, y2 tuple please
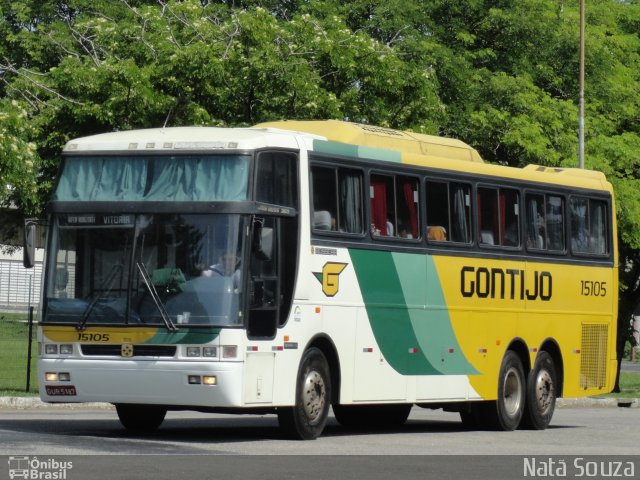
(0, 246, 44, 309)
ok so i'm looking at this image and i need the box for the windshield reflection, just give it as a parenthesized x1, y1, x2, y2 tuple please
(45, 213, 244, 327)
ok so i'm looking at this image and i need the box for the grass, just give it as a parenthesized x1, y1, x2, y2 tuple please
(0, 313, 38, 396)
(604, 371, 640, 399)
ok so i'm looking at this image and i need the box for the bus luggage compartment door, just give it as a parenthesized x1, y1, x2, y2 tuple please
(244, 352, 275, 404)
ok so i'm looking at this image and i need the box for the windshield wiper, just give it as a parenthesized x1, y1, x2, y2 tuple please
(77, 263, 123, 332)
(136, 262, 178, 332)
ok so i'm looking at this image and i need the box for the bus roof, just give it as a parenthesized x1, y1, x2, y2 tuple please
(63, 126, 301, 152)
(255, 120, 484, 163)
(255, 120, 612, 194)
(63, 121, 612, 194)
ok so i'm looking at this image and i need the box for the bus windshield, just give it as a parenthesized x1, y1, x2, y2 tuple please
(45, 213, 245, 327)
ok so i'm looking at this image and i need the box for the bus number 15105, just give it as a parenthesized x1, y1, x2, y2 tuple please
(580, 280, 607, 297)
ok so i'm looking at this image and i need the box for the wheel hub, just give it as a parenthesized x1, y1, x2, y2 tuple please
(302, 369, 326, 424)
(503, 366, 523, 417)
(535, 369, 554, 415)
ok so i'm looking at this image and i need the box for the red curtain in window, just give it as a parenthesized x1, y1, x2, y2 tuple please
(370, 178, 387, 235)
(403, 181, 418, 238)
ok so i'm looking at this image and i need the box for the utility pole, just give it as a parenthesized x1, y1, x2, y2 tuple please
(578, 0, 585, 169)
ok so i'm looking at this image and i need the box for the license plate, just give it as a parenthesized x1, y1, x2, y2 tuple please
(45, 385, 77, 396)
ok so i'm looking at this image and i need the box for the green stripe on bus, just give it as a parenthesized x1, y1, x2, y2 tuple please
(391, 253, 477, 375)
(313, 140, 359, 158)
(349, 249, 440, 375)
(313, 140, 401, 163)
(146, 327, 221, 345)
(358, 146, 402, 163)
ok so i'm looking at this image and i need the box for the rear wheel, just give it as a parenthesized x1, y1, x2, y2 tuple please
(115, 404, 166, 432)
(484, 350, 526, 431)
(521, 351, 557, 430)
(277, 347, 331, 440)
(333, 404, 412, 429)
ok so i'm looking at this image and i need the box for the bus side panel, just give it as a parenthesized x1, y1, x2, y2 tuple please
(431, 255, 616, 400)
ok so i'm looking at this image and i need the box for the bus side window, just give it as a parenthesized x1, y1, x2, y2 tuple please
(526, 194, 546, 249)
(478, 187, 499, 245)
(370, 174, 395, 237)
(311, 165, 364, 234)
(255, 152, 298, 208)
(370, 173, 419, 239)
(546, 195, 565, 251)
(395, 176, 419, 239)
(570, 197, 608, 255)
(311, 166, 337, 231)
(426, 181, 472, 244)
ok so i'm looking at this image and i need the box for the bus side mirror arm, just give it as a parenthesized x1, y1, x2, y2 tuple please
(23, 220, 37, 269)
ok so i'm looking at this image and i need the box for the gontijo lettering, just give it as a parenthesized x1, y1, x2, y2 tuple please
(460, 266, 553, 301)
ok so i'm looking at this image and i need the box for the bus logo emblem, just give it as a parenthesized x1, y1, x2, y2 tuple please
(121, 344, 134, 357)
(313, 262, 348, 297)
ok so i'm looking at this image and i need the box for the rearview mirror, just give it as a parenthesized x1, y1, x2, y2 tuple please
(252, 219, 273, 261)
(23, 220, 37, 269)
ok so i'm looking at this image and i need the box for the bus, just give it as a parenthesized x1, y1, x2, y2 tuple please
(24, 120, 618, 440)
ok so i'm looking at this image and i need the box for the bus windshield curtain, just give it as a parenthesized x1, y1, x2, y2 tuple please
(54, 155, 250, 202)
(403, 181, 418, 238)
(451, 185, 469, 242)
(339, 172, 363, 233)
(370, 179, 388, 235)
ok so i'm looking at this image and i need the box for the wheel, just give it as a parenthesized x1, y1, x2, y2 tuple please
(333, 404, 412, 429)
(277, 347, 331, 440)
(115, 404, 166, 432)
(521, 351, 557, 430)
(484, 350, 526, 431)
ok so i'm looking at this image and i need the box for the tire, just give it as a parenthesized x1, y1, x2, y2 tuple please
(521, 351, 557, 430)
(115, 404, 166, 432)
(277, 347, 331, 440)
(333, 404, 412, 429)
(484, 350, 526, 431)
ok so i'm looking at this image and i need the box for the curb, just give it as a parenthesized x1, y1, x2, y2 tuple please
(557, 397, 638, 409)
(1, 397, 637, 410)
(0, 397, 113, 409)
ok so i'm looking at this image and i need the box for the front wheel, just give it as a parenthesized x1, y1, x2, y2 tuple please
(115, 404, 166, 432)
(277, 347, 331, 440)
(484, 350, 526, 431)
(521, 351, 557, 430)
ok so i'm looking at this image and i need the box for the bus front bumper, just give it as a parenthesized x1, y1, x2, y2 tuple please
(38, 358, 245, 408)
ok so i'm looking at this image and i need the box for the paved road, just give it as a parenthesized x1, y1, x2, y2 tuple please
(1, 406, 638, 479)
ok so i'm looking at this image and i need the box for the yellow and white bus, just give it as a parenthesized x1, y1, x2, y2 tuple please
(25, 120, 617, 439)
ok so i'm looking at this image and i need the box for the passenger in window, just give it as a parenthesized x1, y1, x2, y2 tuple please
(386, 219, 394, 236)
(504, 221, 519, 246)
(203, 252, 242, 291)
(427, 226, 447, 241)
(397, 219, 413, 239)
(371, 219, 393, 236)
